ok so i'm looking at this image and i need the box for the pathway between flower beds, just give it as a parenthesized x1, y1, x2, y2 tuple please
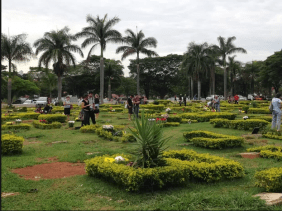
(11, 161, 86, 180)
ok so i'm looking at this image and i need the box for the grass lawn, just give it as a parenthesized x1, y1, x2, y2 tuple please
(1, 110, 282, 210)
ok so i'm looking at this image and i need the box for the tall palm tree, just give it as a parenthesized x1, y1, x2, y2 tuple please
(116, 29, 158, 95)
(213, 36, 247, 99)
(75, 14, 122, 104)
(182, 42, 210, 100)
(1, 33, 34, 105)
(227, 56, 241, 96)
(34, 27, 83, 102)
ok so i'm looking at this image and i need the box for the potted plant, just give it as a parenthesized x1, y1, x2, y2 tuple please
(68, 120, 75, 127)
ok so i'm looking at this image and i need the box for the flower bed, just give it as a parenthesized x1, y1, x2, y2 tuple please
(210, 119, 269, 130)
(255, 167, 282, 191)
(183, 131, 244, 149)
(85, 149, 244, 191)
(33, 120, 62, 129)
(246, 145, 282, 160)
(1, 134, 24, 154)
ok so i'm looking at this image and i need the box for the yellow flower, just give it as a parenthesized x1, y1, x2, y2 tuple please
(104, 157, 115, 163)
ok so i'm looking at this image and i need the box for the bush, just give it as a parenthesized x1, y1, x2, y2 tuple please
(242, 106, 249, 113)
(248, 108, 271, 114)
(255, 167, 282, 191)
(2, 123, 31, 130)
(121, 133, 136, 142)
(166, 116, 182, 122)
(181, 119, 198, 123)
(262, 133, 282, 140)
(18, 107, 27, 112)
(17, 112, 41, 119)
(181, 112, 236, 122)
(33, 120, 62, 129)
(38, 114, 67, 123)
(1, 134, 24, 154)
(162, 122, 180, 127)
(247, 145, 282, 160)
(210, 119, 269, 130)
(80, 125, 101, 133)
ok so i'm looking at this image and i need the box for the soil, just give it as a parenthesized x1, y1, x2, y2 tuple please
(23, 138, 41, 145)
(11, 162, 86, 180)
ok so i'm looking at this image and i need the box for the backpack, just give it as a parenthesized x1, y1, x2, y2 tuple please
(269, 101, 273, 112)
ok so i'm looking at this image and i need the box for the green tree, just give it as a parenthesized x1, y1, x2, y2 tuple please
(12, 76, 40, 99)
(182, 42, 210, 100)
(1, 33, 34, 105)
(115, 77, 136, 97)
(33, 27, 84, 102)
(213, 36, 247, 99)
(75, 14, 122, 104)
(116, 29, 159, 95)
(226, 56, 241, 96)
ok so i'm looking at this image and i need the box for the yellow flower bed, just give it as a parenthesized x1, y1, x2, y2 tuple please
(1, 134, 24, 154)
(255, 167, 282, 191)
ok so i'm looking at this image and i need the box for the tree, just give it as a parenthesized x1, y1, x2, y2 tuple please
(12, 76, 40, 99)
(1, 33, 34, 105)
(226, 56, 241, 96)
(213, 36, 247, 99)
(116, 29, 159, 95)
(34, 27, 83, 102)
(182, 42, 210, 100)
(75, 14, 122, 104)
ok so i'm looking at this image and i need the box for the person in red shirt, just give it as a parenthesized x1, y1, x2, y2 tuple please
(234, 94, 239, 104)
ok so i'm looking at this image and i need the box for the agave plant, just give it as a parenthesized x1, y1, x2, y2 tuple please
(129, 111, 170, 168)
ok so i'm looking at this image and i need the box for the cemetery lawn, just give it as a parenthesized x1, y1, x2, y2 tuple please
(1, 112, 282, 210)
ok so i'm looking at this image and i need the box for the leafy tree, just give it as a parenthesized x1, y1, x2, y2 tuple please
(75, 14, 122, 104)
(115, 77, 136, 97)
(1, 33, 34, 105)
(226, 56, 241, 96)
(33, 27, 84, 102)
(213, 36, 247, 99)
(12, 76, 40, 99)
(116, 29, 158, 95)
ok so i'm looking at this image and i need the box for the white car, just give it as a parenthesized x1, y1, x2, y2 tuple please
(36, 97, 48, 107)
(23, 100, 36, 104)
(206, 95, 216, 101)
(238, 95, 247, 101)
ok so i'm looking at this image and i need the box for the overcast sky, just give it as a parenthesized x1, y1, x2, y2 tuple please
(2, 0, 282, 76)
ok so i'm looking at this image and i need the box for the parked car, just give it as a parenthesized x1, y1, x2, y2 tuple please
(247, 94, 254, 100)
(218, 95, 224, 100)
(36, 97, 48, 107)
(206, 95, 223, 101)
(12, 98, 27, 104)
(23, 99, 37, 104)
(238, 95, 247, 101)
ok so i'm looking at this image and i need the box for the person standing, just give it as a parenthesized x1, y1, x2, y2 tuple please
(94, 94, 100, 119)
(271, 93, 282, 131)
(81, 94, 90, 126)
(213, 95, 220, 112)
(88, 93, 96, 124)
(184, 94, 187, 106)
(127, 95, 133, 120)
(63, 96, 71, 121)
(144, 96, 148, 104)
(133, 94, 140, 118)
(234, 94, 239, 104)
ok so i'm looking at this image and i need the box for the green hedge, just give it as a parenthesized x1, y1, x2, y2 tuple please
(140, 104, 165, 111)
(247, 145, 282, 160)
(38, 114, 67, 123)
(1, 134, 24, 154)
(183, 130, 244, 149)
(162, 122, 180, 127)
(181, 119, 198, 123)
(248, 108, 271, 114)
(166, 116, 182, 122)
(80, 124, 101, 133)
(255, 167, 282, 191)
(210, 119, 269, 130)
(2, 123, 31, 130)
(262, 133, 282, 140)
(33, 120, 62, 129)
(181, 112, 236, 122)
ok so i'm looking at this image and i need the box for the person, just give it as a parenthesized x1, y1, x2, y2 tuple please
(127, 95, 133, 120)
(179, 95, 182, 106)
(213, 95, 220, 112)
(184, 94, 187, 106)
(234, 94, 239, 104)
(63, 96, 72, 121)
(81, 94, 90, 126)
(133, 94, 140, 118)
(35, 106, 43, 114)
(144, 96, 148, 104)
(88, 93, 96, 124)
(94, 94, 100, 119)
(193, 94, 197, 100)
(174, 95, 177, 102)
(43, 104, 52, 114)
(271, 93, 282, 131)
(228, 96, 231, 104)
(78, 97, 83, 106)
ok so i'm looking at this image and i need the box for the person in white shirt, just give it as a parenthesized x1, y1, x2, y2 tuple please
(271, 93, 282, 131)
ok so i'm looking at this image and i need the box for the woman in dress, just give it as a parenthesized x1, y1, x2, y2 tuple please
(271, 93, 282, 131)
(94, 94, 100, 119)
(63, 96, 71, 121)
(81, 94, 90, 126)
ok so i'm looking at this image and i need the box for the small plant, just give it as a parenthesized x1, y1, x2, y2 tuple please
(242, 106, 249, 113)
(39, 119, 47, 124)
(68, 121, 75, 127)
(251, 101, 258, 108)
(129, 111, 170, 168)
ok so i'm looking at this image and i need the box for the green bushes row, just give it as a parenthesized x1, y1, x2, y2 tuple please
(255, 167, 282, 191)
(139, 104, 165, 111)
(181, 119, 198, 123)
(262, 133, 282, 140)
(181, 112, 236, 122)
(210, 118, 269, 130)
(2, 123, 31, 130)
(38, 114, 67, 123)
(247, 145, 282, 160)
(33, 120, 62, 129)
(248, 108, 271, 114)
(183, 131, 244, 149)
(1, 134, 24, 154)
(166, 116, 182, 122)
(162, 122, 180, 127)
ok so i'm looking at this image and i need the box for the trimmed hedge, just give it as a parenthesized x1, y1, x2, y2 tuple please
(38, 114, 67, 123)
(210, 118, 269, 130)
(2, 123, 31, 130)
(80, 124, 101, 133)
(1, 134, 24, 154)
(262, 133, 282, 140)
(181, 112, 236, 122)
(33, 120, 62, 129)
(162, 122, 180, 127)
(181, 119, 198, 123)
(255, 167, 282, 191)
(183, 131, 244, 149)
(166, 116, 182, 122)
(247, 145, 282, 160)
(248, 108, 271, 114)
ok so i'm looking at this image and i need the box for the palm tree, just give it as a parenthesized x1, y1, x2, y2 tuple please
(33, 27, 83, 102)
(213, 36, 247, 99)
(1, 33, 34, 105)
(182, 42, 210, 100)
(116, 29, 159, 95)
(227, 56, 241, 96)
(75, 14, 122, 104)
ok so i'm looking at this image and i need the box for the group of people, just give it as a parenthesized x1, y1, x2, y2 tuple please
(228, 94, 240, 104)
(126, 94, 148, 120)
(207, 95, 221, 112)
(35, 98, 53, 114)
(79, 93, 100, 126)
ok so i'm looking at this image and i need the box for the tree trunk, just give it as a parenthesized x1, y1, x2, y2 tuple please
(224, 66, 227, 100)
(8, 59, 12, 106)
(197, 79, 201, 100)
(136, 53, 140, 95)
(230, 72, 233, 96)
(100, 56, 104, 104)
(187, 76, 190, 99)
(191, 77, 193, 99)
(58, 75, 62, 102)
(108, 77, 111, 100)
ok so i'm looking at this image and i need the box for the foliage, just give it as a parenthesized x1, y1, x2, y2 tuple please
(1, 134, 24, 154)
(248, 108, 271, 114)
(38, 114, 67, 123)
(2, 123, 31, 130)
(255, 167, 282, 191)
(33, 120, 62, 129)
(11, 76, 40, 99)
(181, 112, 236, 122)
(210, 118, 269, 130)
(162, 122, 180, 127)
(247, 145, 282, 160)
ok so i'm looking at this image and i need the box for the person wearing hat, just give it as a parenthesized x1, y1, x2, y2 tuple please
(81, 93, 90, 126)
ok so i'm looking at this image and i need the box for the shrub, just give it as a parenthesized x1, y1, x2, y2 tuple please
(262, 133, 282, 140)
(181, 112, 236, 122)
(33, 120, 62, 129)
(248, 108, 271, 114)
(166, 116, 182, 122)
(247, 145, 282, 160)
(242, 106, 249, 113)
(210, 119, 269, 130)
(1, 134, 24, 154)
(17, 112, 41, 119)
(80, 125, 101, 133)
(2, 123, 31, 130)
(121, 133, 136, 142)
(162, 122, 180, 127)
(181, 119, 198, 123)
(255, 167, 282, 191)
(38, 114, 67, 123)
(18, 107, 27, 112)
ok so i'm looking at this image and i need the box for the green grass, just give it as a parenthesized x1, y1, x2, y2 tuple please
(1, 108, 282, 210)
